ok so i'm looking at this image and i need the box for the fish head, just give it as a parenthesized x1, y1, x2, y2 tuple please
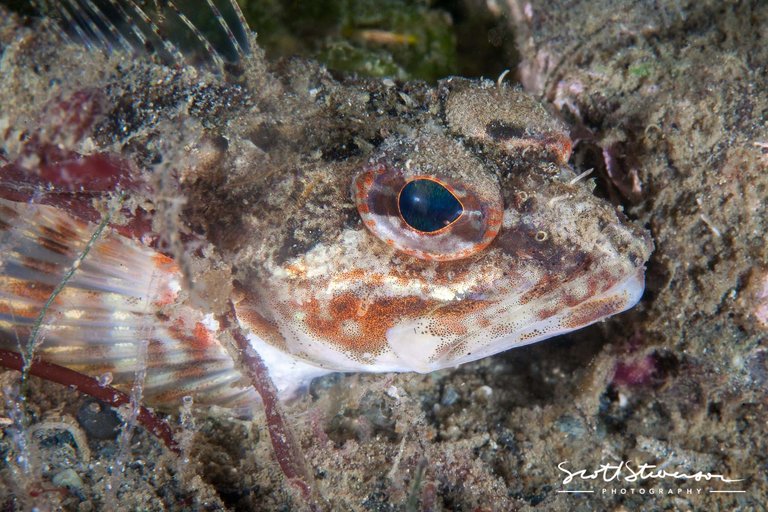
(233, 78, 653, 373)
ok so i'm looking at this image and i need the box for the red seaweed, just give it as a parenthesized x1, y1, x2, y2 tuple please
(219, 304, 325, 510)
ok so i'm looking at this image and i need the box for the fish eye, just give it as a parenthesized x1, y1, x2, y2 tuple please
(352, 138, 504, 262)
(398, 178, 463, 233)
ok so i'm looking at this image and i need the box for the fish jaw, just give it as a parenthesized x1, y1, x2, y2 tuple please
(235, 259, 648, 375)
(379, 185, 654, 372)
(385, 268, 647, 373)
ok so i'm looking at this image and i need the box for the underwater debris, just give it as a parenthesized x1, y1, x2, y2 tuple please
(741, 267, 768, 330)
(238, 0, 458, 81)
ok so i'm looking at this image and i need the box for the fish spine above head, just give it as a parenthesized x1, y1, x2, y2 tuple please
(0, 2, 653, 411)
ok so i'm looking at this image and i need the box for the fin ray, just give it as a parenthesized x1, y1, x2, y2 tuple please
(34, 0, 251, 71)
(0, 199, 258, 412)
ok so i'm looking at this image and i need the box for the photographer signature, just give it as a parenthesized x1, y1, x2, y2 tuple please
(558, 461, 744, 485)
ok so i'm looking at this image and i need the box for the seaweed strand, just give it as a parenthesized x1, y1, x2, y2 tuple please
(0, 349, 179, 453)
(220, 303, 326, 511)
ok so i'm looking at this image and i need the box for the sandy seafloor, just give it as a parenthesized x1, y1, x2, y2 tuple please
(1, 0, 767, 510)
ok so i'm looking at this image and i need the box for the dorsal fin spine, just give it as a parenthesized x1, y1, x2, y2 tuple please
(33, 0, 251, 71)
(80, 0, 135, 54)
(166, 0, 226, 70)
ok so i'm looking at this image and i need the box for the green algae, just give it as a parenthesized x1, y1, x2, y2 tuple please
(238, 0, 458, 81)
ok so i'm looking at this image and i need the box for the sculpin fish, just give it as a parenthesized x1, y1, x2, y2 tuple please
(0, 1, 652, 413)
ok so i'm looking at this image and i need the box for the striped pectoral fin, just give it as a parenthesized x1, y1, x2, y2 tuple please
(0, 199, 258, 413)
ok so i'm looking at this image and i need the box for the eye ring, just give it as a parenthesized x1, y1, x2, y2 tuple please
(352, 134, 503, 261)
(396, 177, 465, 235)
(352, 165, 503, 262)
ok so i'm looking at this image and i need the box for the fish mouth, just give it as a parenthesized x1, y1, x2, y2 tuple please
(385, 268, 647, 373)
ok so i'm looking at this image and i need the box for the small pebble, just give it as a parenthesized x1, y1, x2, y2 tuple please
(618, 392, 629, 408)
(52, 468, 83, 492)
(441, 385, 459, 406)
(474, 385, 493, 401)
(76, 399, 121, 440)
(555, 415, 586, 438)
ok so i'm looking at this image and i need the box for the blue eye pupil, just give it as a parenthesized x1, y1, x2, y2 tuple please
(398, 179, 463, 233)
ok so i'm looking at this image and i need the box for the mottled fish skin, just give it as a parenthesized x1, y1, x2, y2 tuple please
(234, 78, 653, 374)
(0, 4, 652, 407)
